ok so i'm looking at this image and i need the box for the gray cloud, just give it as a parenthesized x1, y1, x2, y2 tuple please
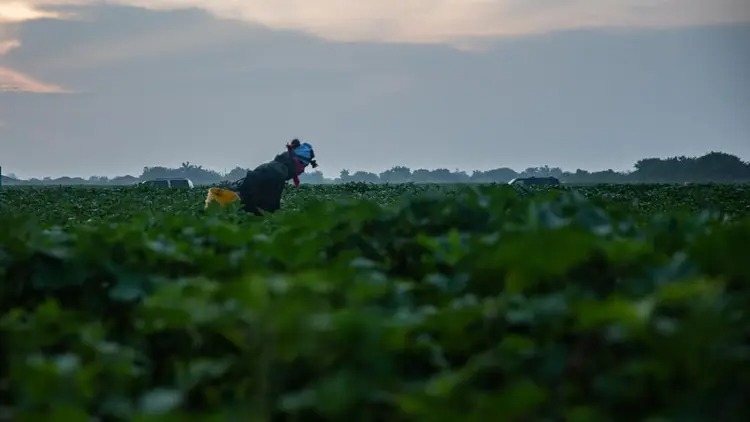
(3, 0, 749, 92)
(0, 39, 19, 54)
(0, 2, 748, 179)
(0, 66, 70, 92)
(0, 11, 69, 92)
(6, 0, 750, 43)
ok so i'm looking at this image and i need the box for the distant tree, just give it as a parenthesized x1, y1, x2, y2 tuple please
(140, 166, 170, 180)
(140, 162, 222, 185)
(693, 152, 750, 181)
(410, 168, 469, 183)
(520, 166, 563, 178)
(591, 170, 629, 184)
(379, 166, 412, 183)
(88, 176, 110, 185)
(348, 171, 380, 183)
(299, 170, 327, 184)
(225, 167, 249, 182)
(470, 168, 518, 183)
(411, 169, 434, 183)
(560, 169, 593, 184)
(632, 152, 750, 183)
(110, 175, 139, 185)
(338, 169, 352, 183)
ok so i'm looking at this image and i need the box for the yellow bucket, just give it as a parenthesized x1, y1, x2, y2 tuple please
(205, 187, 240, 209)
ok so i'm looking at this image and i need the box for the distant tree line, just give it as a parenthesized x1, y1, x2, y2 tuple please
(2, 152, 750, 186)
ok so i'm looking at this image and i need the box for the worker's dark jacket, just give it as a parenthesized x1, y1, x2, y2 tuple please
(235, 152, 297, 215)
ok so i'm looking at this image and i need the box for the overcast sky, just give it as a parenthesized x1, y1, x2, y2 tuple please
(1, 1, 749, 179)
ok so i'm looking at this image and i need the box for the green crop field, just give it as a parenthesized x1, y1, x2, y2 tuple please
(1, 183, 750, 421)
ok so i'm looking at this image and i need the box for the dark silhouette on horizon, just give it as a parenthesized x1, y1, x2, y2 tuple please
(2, 152, 750, 187)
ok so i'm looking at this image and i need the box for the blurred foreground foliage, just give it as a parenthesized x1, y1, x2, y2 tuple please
(0, 183, 749, 421)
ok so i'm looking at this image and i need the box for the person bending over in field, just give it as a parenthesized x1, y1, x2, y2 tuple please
(233, 139, 317, 216)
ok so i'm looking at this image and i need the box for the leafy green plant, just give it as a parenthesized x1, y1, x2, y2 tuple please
(1, 183, 749, 420)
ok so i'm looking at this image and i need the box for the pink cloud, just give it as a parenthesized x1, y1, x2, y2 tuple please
(0, 39, 20, 54)
(0, 9, 70, 94)
(0, 66, 70, 93)
(0, 1, 64, 22)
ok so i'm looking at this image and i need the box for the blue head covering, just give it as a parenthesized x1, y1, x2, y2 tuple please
(293, 142, 314, 166)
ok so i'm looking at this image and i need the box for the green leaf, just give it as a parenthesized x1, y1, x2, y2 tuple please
(139, 389, 183, 414)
